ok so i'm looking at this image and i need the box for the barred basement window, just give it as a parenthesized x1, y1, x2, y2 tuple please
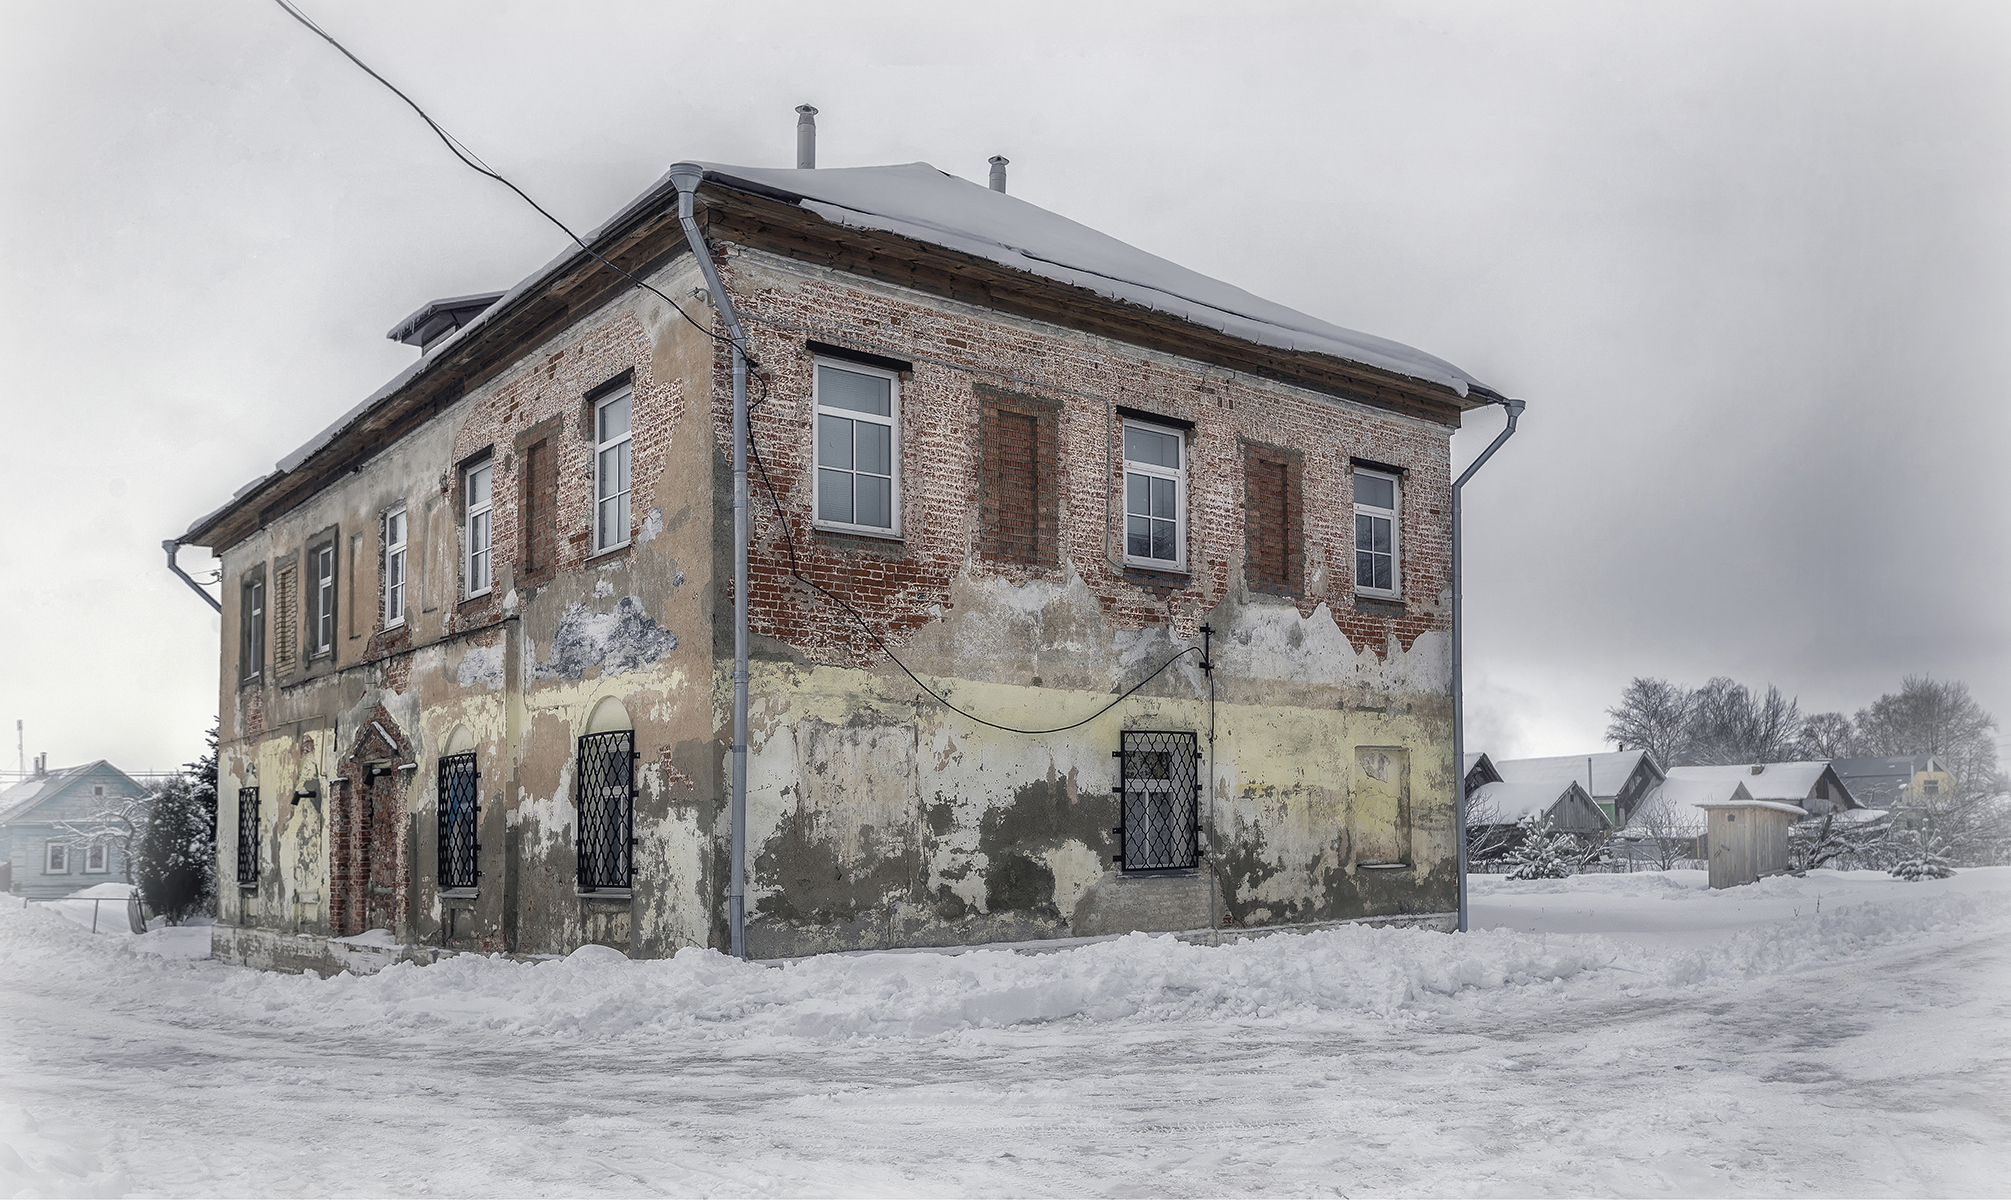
(437, 752, 479, 890)
(576, 730, 635, 890)
(236, 787, 260, 886)
(1116, 730, 1200, 871)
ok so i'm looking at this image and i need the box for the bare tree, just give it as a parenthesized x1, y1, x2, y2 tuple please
(1464, 787, 1516, 869)
(1687, 678, 1802, 765)
(1855, 676, 2003, 796)
(1788, 811, 1891, 873)
(1605, 677, 1695, 768)
(1622, 789, 1702, 870)
(1796, 711, 1858, 759)
(51, 794, 152, 885)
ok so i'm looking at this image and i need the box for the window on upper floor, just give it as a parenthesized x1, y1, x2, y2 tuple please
(464, 458, 493, 598)
(1353, 468, 1400, 598)
(383, 506, 408, 628)
(1244, 448, 1302, 595)
(1122, 420, 1185, 570)
(309, 535, 338, 657)
(595, 389, 633, 553)
(813, 360, 900, 536)
(45, 842, 69, 874)
(239, 567, 265, 682)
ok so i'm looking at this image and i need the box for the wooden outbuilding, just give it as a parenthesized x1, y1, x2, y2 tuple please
(1697, 799, 1802, 889)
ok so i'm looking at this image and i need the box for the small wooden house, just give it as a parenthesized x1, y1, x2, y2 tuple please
(1699, 800, 1802, 889)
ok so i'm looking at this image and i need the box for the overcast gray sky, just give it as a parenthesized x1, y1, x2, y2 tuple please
(2, 0, 2005, 775)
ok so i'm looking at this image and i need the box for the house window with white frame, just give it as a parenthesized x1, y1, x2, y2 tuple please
(1353, 468, 1399, 597)
(45, 842, 68, 874)
(313, 542, 336, 654)
(594, 389, 633, 552)
(464, 458, 493, 597)
(383, 506, 408, 626)
(85, 843, 108, 874)
(1122, 420, 1185, 569)
(812, 360, 900, 535)
(239, 569, 265, 681)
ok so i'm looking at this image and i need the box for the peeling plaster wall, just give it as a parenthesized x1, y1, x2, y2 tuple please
(214, 257, 726, 960)
(209, 228, 1464, 967)
(713, 248, 1462, 957)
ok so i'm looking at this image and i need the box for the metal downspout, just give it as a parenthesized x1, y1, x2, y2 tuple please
(1452, 394, 1523, 933)
(163, 539, 221, 613)
(668, 163, 752, 960)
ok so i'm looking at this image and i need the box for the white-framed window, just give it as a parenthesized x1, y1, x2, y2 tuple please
(314, 543, 336, 654)
(240, 570, 265, 681)
(1353, 468, 1400, 598)
(1122, 419, 1185, 569)
(812, 360, 900, 536)
(464, 459, 493, 597)
(594, 389, 633, 553)
(84, 843, 108, 874)
(383, 506, 408, 627)
(45, 842, 68, 874)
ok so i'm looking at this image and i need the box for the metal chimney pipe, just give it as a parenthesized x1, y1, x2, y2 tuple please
(795, 105, 818, 169)
(988, 156, 1008, 193)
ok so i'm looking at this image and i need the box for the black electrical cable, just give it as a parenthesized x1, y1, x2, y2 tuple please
(269, 0, 749, 370)
(273, 0, 1204, 735)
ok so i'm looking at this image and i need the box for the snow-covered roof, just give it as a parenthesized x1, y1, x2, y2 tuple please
(184, 159, 1489, 545)
(0, 762, 110, 825)
(691, 162, 1482, 396)
(1619, 776, 1756, 837)
(1694, 799, 1810, 817)
(1469, 780, 1578, 823)
(1661, 763, 1834, 804)
(1493, 750, 1660, 799)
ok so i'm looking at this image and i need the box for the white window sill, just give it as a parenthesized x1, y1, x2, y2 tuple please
(577, 888, 633, 899)
(1123, 559, 1189, 574)
(585, 542, 631, 564)
(439, 888, 479, 900)
(1354, 590, 1403, 603)
(463, 588, 492, 602)
(382, 619, 405, 631)
(813, 522, 903, 542)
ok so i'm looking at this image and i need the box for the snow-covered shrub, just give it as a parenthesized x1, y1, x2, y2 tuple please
(1504, 815, 1574, 880)
(1888, 830, 1954, 881)
(137, 773, 216, 924)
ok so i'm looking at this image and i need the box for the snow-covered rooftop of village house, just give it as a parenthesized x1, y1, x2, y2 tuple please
(0, 764, 93, 824)
(1468, 780, 1579, 823)
(1661, 762, 1836, 804)
(183, 160, 1489, 542)
(1620, 776, 1756, 837)
(1493, 750, 1659, 798)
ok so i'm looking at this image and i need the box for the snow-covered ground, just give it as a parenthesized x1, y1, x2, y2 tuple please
(3, 870, 2008, 1198)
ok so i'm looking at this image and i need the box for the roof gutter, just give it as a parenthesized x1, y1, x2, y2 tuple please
(162, 539, 221, 613)
(668, 163, 753, 961)
(1452, 389, 1524, 934)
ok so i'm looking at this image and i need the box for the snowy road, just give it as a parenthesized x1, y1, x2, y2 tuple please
(4, 870, 2009, 1198)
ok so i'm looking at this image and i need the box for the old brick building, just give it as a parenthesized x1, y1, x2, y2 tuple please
(180, 155, 1507, 968)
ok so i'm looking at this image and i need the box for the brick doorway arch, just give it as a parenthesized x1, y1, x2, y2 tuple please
(332, 708, 416, 938)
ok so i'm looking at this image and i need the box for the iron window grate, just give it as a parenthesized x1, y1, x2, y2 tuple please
(1116, 730, 1200, 871)
(438, 752, 480, 890)
(576, 730, 635, 890)
(236, 787, 259, 885)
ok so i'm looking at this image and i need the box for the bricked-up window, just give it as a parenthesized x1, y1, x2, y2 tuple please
(1353, 468, 1400, 598)
(272, 555, 298, 674)
(239, 566, 265, 682)
(520, 438, 556, 580)
(1123, 420, 1185, 569)
(594, 389, 633, 553)
(463, 458, 493, 598)
(236, 787, 260, 886)
(813, 360, 901, 536)
(1244, 449, 1303, 595)
(978, 390, 1059, 565)
(382, 506, 408, 627)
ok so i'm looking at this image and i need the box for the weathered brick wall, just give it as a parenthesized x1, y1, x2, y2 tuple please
(711, 247, 1454, 670)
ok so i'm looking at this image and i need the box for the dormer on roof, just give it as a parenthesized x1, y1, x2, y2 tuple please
(387, 291, 506, 354)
